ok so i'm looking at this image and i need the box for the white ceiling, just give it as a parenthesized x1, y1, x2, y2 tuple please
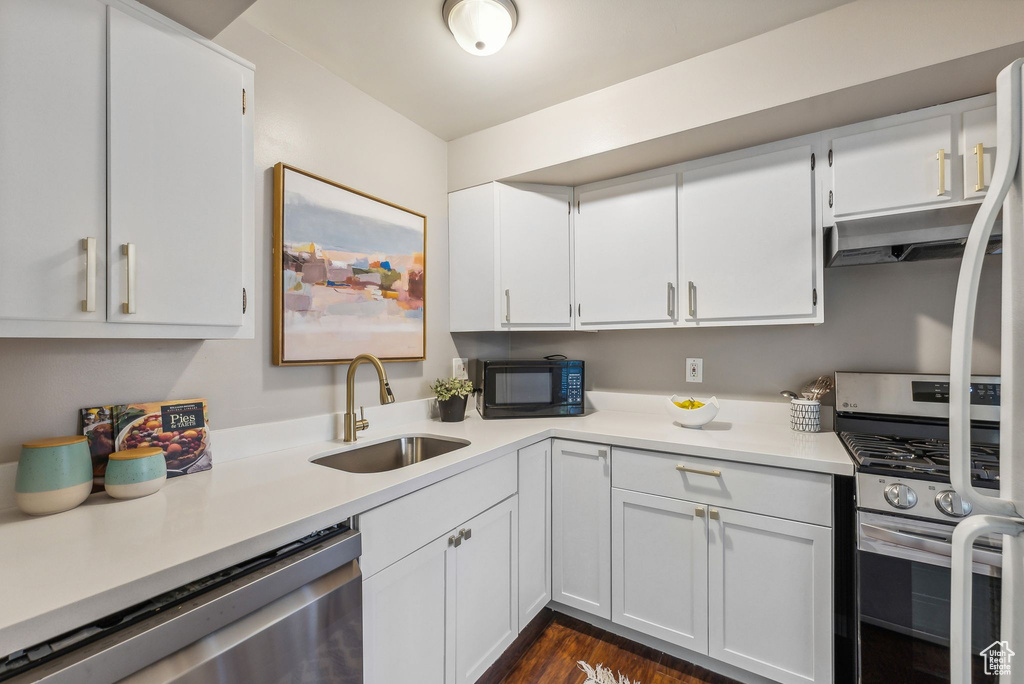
(239, 0, 852, 141)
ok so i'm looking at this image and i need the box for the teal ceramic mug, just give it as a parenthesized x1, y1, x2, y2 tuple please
(15, 436, 94, 515)
(104, 447, 167, 500)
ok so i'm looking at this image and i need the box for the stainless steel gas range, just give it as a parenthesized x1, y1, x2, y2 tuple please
(835, 372, 1002, 684)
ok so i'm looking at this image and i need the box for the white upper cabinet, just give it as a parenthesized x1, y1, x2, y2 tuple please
(830, 114, 955, 217)
(0, 0, 107, 323)
(0, 0, 254, 338)
(107, 6, 246, 327)
(962, 106, 997, 201)
(574, 174, 677, 328)
(679, 143, 818, 325)
(448, 182, 572, 332)
(498, 183, 572, 328)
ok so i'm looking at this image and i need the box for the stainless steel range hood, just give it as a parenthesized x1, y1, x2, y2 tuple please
(825, 204, 1002, 267)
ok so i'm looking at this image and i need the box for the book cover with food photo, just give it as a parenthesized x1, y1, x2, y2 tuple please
(114, 399, 212, 477)
(81, 405, 121, 492)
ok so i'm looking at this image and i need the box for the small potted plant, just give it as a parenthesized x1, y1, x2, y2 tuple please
(430, 377, 474, 422)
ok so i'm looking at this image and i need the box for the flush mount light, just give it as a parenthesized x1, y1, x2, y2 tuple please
(442, 0, 517, 57)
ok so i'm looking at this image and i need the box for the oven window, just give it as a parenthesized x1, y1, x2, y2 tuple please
(492, 369, 553, 405)
(859, 550, 1001, 683)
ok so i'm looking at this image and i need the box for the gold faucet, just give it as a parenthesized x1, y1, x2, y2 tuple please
(343, 353, 396, 442)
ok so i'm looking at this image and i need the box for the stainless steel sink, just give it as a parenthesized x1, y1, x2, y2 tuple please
(312, 436, 471, 473)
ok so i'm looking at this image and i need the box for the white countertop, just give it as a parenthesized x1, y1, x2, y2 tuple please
(0, 394, 852, 656)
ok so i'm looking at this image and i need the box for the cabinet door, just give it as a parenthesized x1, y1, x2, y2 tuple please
(707, 508, 832, 684)
(449, 184, 496, 332)
(0, 0, 106, 322)
(453, 497, 519, 684)
(611, 489, 708, 653)
(107, 6, 246, 326)
(498, 183, 572, 328)
(963, 106, 997, 201)
(679, 145, 816, 322)
(574, 175, 677, 327)
(363, 533, 450, 684)
(831, 115, 954, 217)
(552, 440, 611, 619)
(518, 440, 551, 626)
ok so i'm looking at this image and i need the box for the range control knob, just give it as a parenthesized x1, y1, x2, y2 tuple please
(935, 490, 973, 518)
(884, 483, 918, 509)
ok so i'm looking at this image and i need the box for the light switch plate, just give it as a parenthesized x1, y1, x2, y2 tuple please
(686, 358, 703, 383)
(453, 357, 469, 379)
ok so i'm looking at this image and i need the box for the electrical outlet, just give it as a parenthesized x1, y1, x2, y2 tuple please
(686, 358, 703, 383)
(452, 357, 469, 380)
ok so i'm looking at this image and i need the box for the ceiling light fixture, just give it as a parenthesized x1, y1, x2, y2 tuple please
(442, 0, 517, 57)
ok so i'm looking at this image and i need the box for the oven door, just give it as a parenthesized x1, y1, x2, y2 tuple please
(481, 362, 576, 417)
(857, 511, 1002, 683)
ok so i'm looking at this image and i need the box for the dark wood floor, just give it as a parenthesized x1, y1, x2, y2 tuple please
(481, 610, 741, 684)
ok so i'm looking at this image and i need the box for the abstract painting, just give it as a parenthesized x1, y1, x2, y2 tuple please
(273, 163, 426, 365)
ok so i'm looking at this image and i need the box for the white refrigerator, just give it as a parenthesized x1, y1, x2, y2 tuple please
(950, 57, 1024, 683)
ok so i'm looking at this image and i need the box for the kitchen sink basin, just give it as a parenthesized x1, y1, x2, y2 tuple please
(312, 436, 471, 473)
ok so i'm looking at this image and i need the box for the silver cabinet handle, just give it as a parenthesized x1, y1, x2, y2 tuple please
(81, 237, 96, 313)
(122, 243, 136, 314)
(687, 281, 696, 318)
(974, 142, 985, 192)
(676, 464, 721, 477)
(504, 289, 510, 323)
(667, 282, 675, 318)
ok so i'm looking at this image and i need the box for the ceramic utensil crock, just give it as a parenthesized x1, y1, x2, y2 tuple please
(104, 446, 167, 500)
(15, 436, 93, 515)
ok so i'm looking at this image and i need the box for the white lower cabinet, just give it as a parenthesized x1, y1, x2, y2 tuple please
(707, 507, 832, 684)
(551, 439, 612, 619)
(363, 531, 449, 684)
(518, 440, 552, 627)
(363, 496, 518, 684)
(452, 497, 519, 684)
(611, 488, 708, 653)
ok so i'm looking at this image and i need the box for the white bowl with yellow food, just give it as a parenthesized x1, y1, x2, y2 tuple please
(666, 395, 720, 428)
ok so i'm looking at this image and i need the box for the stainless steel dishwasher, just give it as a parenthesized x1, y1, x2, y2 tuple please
(1, 524, 362, 684)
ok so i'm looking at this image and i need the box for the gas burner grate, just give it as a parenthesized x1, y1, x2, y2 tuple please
(840, 431, 1000, 483)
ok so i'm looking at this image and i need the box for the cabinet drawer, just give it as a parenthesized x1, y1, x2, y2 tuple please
(359, 451, 517, 576)
(611, 447, 831, 526)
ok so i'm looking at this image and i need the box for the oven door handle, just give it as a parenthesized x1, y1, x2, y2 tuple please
(860, 523, 1003, 569)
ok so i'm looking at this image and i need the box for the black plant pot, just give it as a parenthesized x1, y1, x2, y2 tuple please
(437, 395, 468, 422)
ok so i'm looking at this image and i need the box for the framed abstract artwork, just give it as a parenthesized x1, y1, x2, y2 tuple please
(272, 163, 426, 365)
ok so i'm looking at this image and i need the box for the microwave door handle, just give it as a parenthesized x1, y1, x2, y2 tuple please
(949, 59, 1021, 517)
(860, 523, 1003, 569)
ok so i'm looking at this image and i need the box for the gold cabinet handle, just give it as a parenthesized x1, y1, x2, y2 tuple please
(936, 148, 946, 196)
(676, 464, 722, 477)
(974, 143, 985, 192)
(121, 243, 136, 314)
(709, 508, 720, 520)
(81, 237, 96, 313)
(695, 506, 706, 518)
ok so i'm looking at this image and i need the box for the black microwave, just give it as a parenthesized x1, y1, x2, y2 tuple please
(471, 359, 584, 419)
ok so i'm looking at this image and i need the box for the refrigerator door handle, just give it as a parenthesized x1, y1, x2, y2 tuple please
(951, 515, 1024, 684)
(949, 58, 1023, 517)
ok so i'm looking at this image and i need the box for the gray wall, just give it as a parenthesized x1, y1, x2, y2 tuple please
(455, 256, 1003, 403)
(0, 20, 457, 465)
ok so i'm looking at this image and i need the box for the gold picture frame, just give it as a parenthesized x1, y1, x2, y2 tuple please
(272, 163, 427, 366)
